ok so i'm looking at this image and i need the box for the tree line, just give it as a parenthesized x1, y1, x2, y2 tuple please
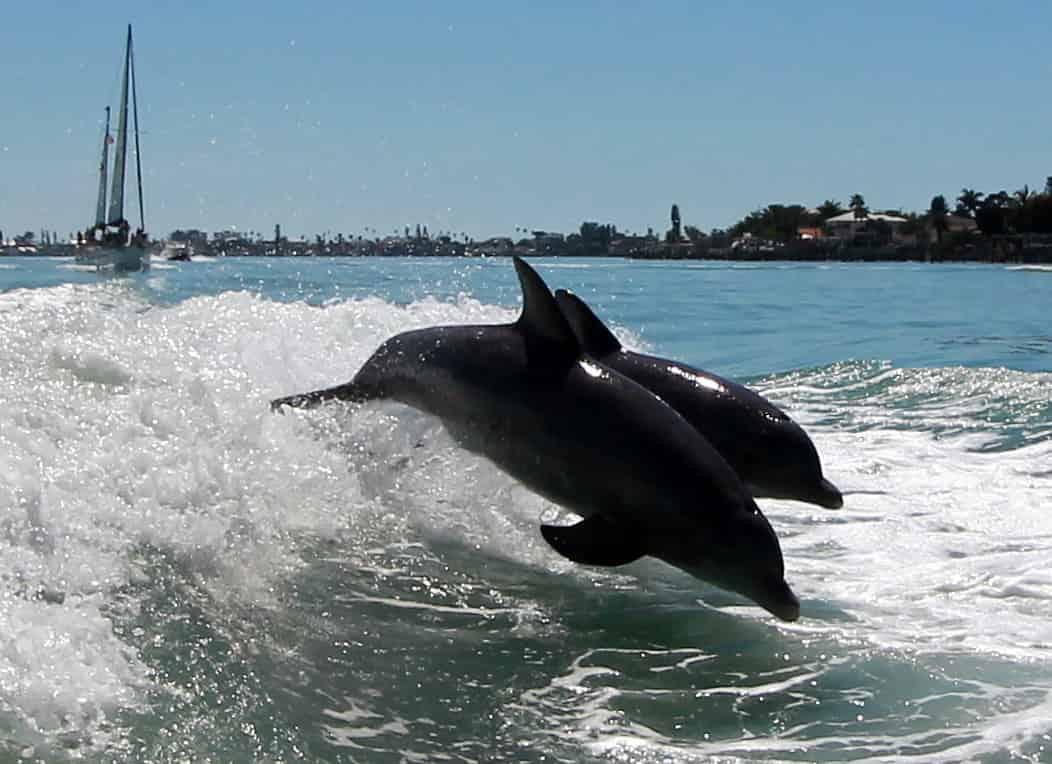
(949, 179, 1052, 236)
(725, 178, 1052, 243)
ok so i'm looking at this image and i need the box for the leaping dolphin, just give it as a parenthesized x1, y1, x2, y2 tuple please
(272, 258, 800, 621)
(554, 289, 843, 510)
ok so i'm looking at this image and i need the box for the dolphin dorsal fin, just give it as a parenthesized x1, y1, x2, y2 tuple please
(554, 290, 623, 357)
(512, 257, 579, 365)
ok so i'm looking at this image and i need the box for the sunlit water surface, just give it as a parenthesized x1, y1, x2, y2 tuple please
(1, 256, 1051, 762)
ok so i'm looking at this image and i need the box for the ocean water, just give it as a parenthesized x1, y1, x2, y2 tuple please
(1, 255, 1051, 763)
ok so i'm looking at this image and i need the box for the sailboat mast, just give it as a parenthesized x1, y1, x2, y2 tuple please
(106, 25, 132, 226)
(94, 106, 111, 227)
(130, 28, 145, 233)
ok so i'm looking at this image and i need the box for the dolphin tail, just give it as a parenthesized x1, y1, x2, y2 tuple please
(270, 381, 367, 412)
(541, 516, 646, 566)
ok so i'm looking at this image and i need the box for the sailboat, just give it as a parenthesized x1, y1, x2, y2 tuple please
(76, 25, 149, 272)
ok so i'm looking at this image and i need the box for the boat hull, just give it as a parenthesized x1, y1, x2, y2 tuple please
(75, 246, 150, 272)
(159, 243, 192, 261)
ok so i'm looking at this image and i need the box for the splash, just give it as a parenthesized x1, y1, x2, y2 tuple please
(2, 283, 1052, 761)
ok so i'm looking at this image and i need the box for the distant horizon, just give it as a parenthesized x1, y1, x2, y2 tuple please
(3, 2, 1050, 239)
(7, 191, 1049, 246)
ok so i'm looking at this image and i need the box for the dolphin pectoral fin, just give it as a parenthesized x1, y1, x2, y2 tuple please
(540, 517, 646, 567)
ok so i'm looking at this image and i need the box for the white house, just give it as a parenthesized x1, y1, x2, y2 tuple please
(824, 211, 910, 244)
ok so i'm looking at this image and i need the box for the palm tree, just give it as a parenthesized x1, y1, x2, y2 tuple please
(956, 188, 984, 218)
(817, 199, 844, 220)
(849, 194, 867, 221)
(928, 195, 949, 245)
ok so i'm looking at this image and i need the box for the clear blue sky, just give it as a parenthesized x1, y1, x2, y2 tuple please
(2, 1, 1049, 240)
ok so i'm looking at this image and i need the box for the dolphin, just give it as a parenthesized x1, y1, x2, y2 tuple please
(272, 257, 800, 621)
(553, 289, 843, 510)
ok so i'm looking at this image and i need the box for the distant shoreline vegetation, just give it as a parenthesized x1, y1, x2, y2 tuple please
(5, 181, 1052, 263)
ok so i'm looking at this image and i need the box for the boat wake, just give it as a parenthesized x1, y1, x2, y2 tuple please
(2, 284, 1051, 761)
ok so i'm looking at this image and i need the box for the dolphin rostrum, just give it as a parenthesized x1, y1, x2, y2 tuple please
(554, 289, 843, 510)
(272, 258, 800, 620)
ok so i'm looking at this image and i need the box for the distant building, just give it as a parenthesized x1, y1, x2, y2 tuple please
(824, 211, 909, 244)
(532, 230, 565, 255)
(607, 235, 651, 256)
(475, 237, 514, 255)
(944, 214, 978, 233)
(924, 214, 978, 244)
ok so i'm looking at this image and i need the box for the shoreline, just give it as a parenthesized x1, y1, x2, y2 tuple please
(4, 240, 1052, 265)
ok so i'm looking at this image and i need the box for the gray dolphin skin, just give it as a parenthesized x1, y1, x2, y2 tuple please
(272, 258, 800, 621)
(554, 289, 843, 510)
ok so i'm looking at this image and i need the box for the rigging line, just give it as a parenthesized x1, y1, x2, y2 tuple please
(130, 27, 145, 232)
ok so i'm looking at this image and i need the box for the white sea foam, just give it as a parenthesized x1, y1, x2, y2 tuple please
(1007, 264, 1052, 273)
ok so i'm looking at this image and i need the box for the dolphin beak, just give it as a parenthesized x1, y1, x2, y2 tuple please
(815, 478, 844, 509)
(761, 579, 801, 622)
(769, 598, 801, 622)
